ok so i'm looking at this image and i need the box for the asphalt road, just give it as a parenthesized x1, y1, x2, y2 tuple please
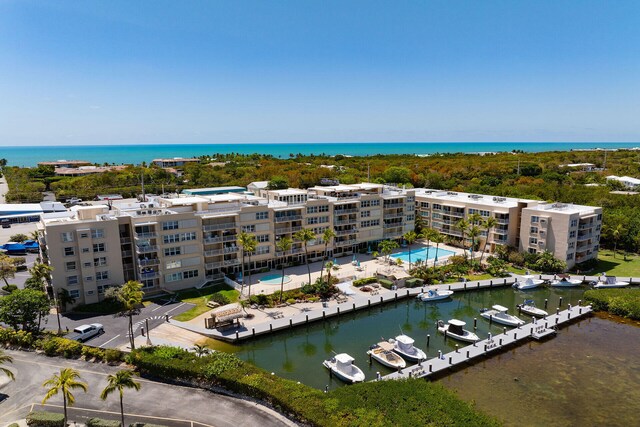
(46, 298, 195, 350)
(0, 349, 297, 427)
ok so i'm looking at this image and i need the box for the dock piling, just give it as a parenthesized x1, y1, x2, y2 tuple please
(427, 334, 430, 348)
(473, 317, 477, 329)
(544, 299, 548, 309)
(455, 344, 459, 353)
(489, 314, 493, 326)
(559, 297, 563, 307)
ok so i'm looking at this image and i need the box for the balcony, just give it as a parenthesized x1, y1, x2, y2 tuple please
(383, 202, 403, 208)
(275, 247, 305, 256)
(121, 250, 133, 258)
(275, 226, 303, 235)
(335, 228, 357, 236)
(223, 235, 237, 242)
(134, 232, 157, 239)
(206, 259, 241, 269)
(120, 237, 132, 245)
(335, 239, 357, 247)
(204, 236, 223, 244)
(496, 218, 509, 225)
(383, 222, 403, 229)
(334, 218, 357, 225)
(275, 215, 302, 223)
(205, 272, 225, 281)
(440, 229, 463, 237)
(578, 223, 593, 230)
(384, 213, 405, 220)
(203, 222, 236, 232)
(136, 245, 158, 254)
(204, 247, 239, 257)
(577, 232, 593, 241)
(139, 271, 160, 280)
(138, 258, 159, 266)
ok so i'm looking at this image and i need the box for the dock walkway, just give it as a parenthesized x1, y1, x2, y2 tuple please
(382, 303, 593, 381)
(171, 273, 637, 342)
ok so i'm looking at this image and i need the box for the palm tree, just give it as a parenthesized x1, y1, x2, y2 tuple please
(612, 224, 624, 258)
(238, 232, 257, 297)
(276, 237, 292, 303)
(324, 260, 340, 285)
(42, 368, 88, 426)
(118, 280, 144, 350)
(456, 218, 469, 256)
(191, 344, 211, 357)
(479, 216, 498, 264)
(319, 228, 336, 284)
(100, 369, 142, 427)
(431, 231, 445, 268)
(293, 228, 316, 286)
(0, 350, 15, 381)
(467, 225, 481, 263)
(403, 231, 418, 270)
(377, 240, 399, 264)
(421, 228, 435, 260)
(29, 262, 53, 291)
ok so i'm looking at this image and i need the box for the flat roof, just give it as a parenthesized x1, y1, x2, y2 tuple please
(182, 186, 246, 195)
(152, 157, 200, 162)
(525, 202, 600, 215)
(414, 189, 532, 208)
(268, 188, 308, 195)
(38, 160, 91, 166)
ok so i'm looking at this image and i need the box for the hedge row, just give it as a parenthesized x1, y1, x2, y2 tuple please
(353, 277, 377, 287)
(87, 418, 122, 427)
(584, 289, 640, 320)
(26, 411, 65, 427)
(0, 327, 124, 363)
(128, 346, 499, 427)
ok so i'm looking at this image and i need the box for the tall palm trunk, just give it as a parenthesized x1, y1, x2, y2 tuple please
(120, 393, 125, 427)
(240, 252, 246, 295)
(247, 253, 253, 298)
(304, 243, 311, 285)
(63, 393, 68, 426)
(434, 242, 440, 268)
(129, 313, 135, 350)
(279, 259, 286, 304)
(319, 242, 328, 283)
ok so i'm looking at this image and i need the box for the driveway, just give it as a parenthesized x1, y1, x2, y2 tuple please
(0, 350, 297, 427)
(45, 299, 195, 349)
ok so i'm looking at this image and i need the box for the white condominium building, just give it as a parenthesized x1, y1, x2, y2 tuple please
(39, 183, 600, 307)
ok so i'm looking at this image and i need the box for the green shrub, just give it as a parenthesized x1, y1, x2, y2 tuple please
(26, 411, 65, 427)
(1, 284, 18, 293)
(378, 279, 394, 289)
(105, 348, 124, 363)
(584, 289, 640, 320)
(209, 292, 230, 306)
(0, 328, 35, 347)
(353, 277, 377, 287)
(82, 345, 106, 361)
(286, 298, 296, 304)
(57, 338, 83, 358)
(87, 418, 121, 427)
(41, 337, 62, 356)
(130, 424, 169, 427)
(405, 278, 424, 288)
(8, 423, 19, 427)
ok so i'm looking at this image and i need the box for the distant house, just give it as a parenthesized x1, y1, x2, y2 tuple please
(247, 181, 269, 196)
(151, 157, 200, 168)
(54, 165, 128, 176)
(38, 160, 92, 168)
(0, 202, 66, 225)
(606, 175, 640, 189)
(559, 163, 596, 172)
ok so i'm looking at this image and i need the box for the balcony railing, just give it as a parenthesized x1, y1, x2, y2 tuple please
(121, 250, 133, 257)
(204, 247, 239, 257)
(335, 228, 357, 236)
(275, 215, 302, 223)
(139, 271, 160, 279)
(203, 222, 236, 232)
(134, 232, 157, 239)
(334, 208, 358, 215)
(138, 258, 160, 266)
(275, 226, 303, 234)
(223, 234, 237, 242)
(205, 272, 225, 281)
(136, 245, 158, 253)
(120, 237, 132, 245)
(335, 239, 357, 246)
(383, 223, 403, 229)
(334, 218, 358, 225)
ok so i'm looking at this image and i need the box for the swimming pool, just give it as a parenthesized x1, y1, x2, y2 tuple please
(391, 246, 455, 263)
(259, 273, 292, 285)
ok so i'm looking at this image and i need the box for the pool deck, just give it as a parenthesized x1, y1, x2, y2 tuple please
(381, 302, 594, 381)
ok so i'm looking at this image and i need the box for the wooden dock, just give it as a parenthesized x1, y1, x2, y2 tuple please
(382, 303, 593, 381)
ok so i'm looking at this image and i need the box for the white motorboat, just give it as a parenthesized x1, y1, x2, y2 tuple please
(517, 299, 548, 317)
(549, 276, 583, 287)
(480, 304, 525, 327)
(437, 319, 479, 343)
(512, 275, 545, 290)
(323, 353, 365, 384)
(388, 335, 427, 362)
(594, 275, 630, 289)
(416, 289, 453, 302)
(367, 341, 406, 369)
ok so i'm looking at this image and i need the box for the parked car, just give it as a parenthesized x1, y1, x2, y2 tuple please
(67, 323, 104, 342)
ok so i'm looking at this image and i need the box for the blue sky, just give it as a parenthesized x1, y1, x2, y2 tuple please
(1, 0, 639, 146)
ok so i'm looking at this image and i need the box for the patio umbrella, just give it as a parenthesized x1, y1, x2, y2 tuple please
(357, 260, 360, 267)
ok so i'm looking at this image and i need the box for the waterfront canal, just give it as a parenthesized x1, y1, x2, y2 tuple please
(441, 316, 640, 427)
(217, 285, 587, 390)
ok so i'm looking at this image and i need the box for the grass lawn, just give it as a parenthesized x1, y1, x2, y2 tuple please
(172, 284, 239, 322)
(591, 250, 640, 277)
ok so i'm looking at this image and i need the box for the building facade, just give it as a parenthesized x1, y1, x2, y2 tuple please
(39, 183, 600, 306)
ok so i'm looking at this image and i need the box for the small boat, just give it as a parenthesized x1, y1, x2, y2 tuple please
(437, 319, 479, 343)
(416, 288, 453, 302)
(549, 276, 583, 287)
(593, 275, 630, 289)
(323, 353, 365, 384)
(388, 335, 427, 362)
(480, 304, 525, 327)
(512, 275, 545, 290)
(517, 299, 548, 317)
(367, 341, 406, 369)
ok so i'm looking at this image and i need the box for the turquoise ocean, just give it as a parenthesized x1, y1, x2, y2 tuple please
(1, 142, 638, 167)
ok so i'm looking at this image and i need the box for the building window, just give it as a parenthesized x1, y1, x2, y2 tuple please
(531, 216, 539, 224)
(256, 211, 269, 220)
(93, 243, 106, 252)
(530, 226, 538, 234)
(67, 276, 78, 286)
(64, 247, 75, 256)
(420, 202, 429, 208)
(406, 196, 415, 203)
(83, 262, 92, 268)
(183, 269, 199, 279)
(319, 205, 329, 212)
(96, 271, 109, 281)
(569, 230, 576, 239)
(61, 232, 74, 242)
(91, 229, 104, 238)
(163, 234, 178, 244)
(94, 257, 107, 267)
(257, 234, 269, 243)
(528, 248, 537, 254)
(82, 248, 90, 253)
(529, 237, 538, 245)
(165, 272, 181, 282)
(85, 276, 93, 282)
(65, 261, 76, 271)
(68, 289, 80, 299)
(566, 253, 574, 261)
(241, 225, 256, 233)
(361, 210, 371, 218)
(166, 260, 181, 269)
(568, 242, 575, 249)
(180, 232, 197, 241)
(597, 213, 602, 220)
(307, 206, 318, 214)
(164, 247, 181, 257)
(79, 232, 89, 239)
(162, 221, 179, 230)
(406, 214, 415, 221)
(570, 219, 578, 228)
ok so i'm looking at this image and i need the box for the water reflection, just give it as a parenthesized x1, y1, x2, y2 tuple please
(228, 285, 588, 391)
